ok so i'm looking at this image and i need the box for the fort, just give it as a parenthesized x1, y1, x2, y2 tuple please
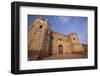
(28, 17, 87, 60)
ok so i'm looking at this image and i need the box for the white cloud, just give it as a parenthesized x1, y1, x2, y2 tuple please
(58, 16, 70, 22)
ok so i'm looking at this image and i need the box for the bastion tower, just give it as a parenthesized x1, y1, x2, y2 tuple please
(69, 33, 84, 53)
(28, 17, 51, 60)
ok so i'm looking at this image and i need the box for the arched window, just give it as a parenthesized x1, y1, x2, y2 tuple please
(39, 25, 42, 28)
(73, 37, 76, 40)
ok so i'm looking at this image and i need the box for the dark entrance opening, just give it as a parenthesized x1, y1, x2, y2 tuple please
(58, 45, 63, 54)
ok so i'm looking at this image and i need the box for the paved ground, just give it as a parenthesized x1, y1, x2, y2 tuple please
(43, 54, 87, 60)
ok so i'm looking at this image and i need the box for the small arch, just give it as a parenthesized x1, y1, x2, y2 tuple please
(39, 25, 42, 28)
(59, 39, 62, 41)
(73, 37, 76, 40)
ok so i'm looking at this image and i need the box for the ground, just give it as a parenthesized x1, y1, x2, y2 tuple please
(43, 53, 87, 60)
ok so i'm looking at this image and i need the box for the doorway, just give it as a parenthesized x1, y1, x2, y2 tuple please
(58, 45, 63, 54)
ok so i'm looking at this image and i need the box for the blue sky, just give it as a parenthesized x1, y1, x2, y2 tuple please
(28, 15, 88, 44)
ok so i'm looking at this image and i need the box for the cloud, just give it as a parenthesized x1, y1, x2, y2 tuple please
(58, 16, 70, 22)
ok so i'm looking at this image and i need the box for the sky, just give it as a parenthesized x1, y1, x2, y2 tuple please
(28, 15, 88, 44)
